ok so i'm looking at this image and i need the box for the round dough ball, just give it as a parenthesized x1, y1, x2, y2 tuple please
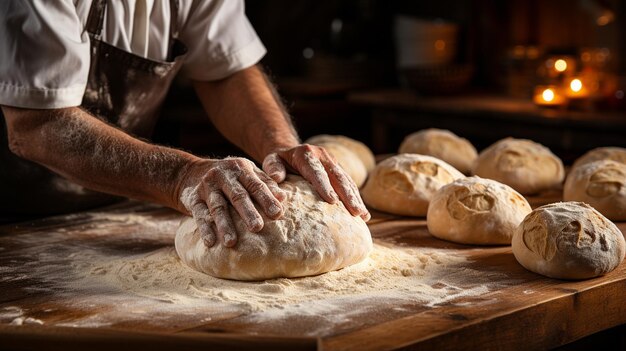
(361, 154, 464, 217)
(313, 142, 368, 188)
(399, 128, 477, 174)
(512, 202, 625, 280)
(471, 138, 564, 195)
(571, 147, 626, 170)
(175, 176, 373, 281)
(427, 177, 532, 245)
(307, 134, 376, 172)
(564, 160, 626, 221)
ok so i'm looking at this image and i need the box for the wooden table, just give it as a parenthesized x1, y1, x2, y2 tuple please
(1, 199, 625, 351)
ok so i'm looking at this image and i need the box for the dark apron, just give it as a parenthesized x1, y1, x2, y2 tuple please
(0, 0, 188, 221)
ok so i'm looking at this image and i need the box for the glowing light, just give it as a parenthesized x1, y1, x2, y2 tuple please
(542, 88, 555, 102)
(570, 79, 583, 92)
(434, 40, 446, 51)
(554, 59, 568, 72)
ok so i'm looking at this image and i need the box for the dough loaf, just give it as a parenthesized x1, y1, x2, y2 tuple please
(307, 134, 376, 172)
(564, 160, 626, 221)
(571, 147, 626, 170)
(361, 154, 464, 216)
(471, 138, 564, 195)
(175, 176, 373, 281)
(512, 202, 625, 280)
(427, 177, 531, 245)
(399, 128, 477, 174)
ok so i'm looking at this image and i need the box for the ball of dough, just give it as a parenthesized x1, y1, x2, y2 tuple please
(307, 134, 376, 172)
(564, 160, 626, 221)
(310, 142, 368, 188)
(427, 177, 532, 245)
(571, 147, 626, 170)
(512, 202, 625, 280)
(471, 138, 564, 195)
(399, 128, 477, 174)
(175, 176, 373, 281)
(361, 154, 464, 216)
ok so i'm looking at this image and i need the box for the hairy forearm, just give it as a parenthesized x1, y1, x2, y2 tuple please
(3, 106, 200, 213)
(192, 65, 300, 162)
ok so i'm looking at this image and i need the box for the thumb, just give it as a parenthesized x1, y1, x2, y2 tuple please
(262, 153, 287, 183)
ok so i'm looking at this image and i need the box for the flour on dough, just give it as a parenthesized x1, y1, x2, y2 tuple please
(175, 175, 373, 281)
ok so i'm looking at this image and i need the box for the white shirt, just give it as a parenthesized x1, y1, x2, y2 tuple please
(0, 0, 266, 109)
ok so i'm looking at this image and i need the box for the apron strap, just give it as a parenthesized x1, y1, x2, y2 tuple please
(169, 0, 180, 39)
(85, 0, 107, 39)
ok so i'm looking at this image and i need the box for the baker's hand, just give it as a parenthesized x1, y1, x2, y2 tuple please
(262, 144, 370, 221)
(179, 157, 286, 248)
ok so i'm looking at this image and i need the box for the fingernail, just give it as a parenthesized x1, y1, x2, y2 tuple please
(269, 203, 281, 216)
(249, 218, 264, 232)
(224, 233, 237, 247)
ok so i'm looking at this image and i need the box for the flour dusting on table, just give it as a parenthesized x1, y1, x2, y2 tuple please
(0, 206, 513, 333)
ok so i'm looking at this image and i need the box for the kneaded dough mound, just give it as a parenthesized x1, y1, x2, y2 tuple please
(571, 147, 626, 170)
(512, 202, 625, 280)
(427, 177, 532, 245)
(307, 134, 376, 172)
(361, 154, 464, 216)
(399, 128, 478, 174)
(175, 176, 373, 281)
(564, 160, 626, 221)
(471, 138, 564, 195)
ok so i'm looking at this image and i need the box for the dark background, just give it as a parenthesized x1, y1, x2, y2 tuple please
(156, 0, 626, 165)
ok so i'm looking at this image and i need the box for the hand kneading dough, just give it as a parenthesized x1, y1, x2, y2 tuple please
(564, 160, 626, 221)
(311, 142, 368, 188)
(361, 154, 464, 216)
(427, 177, 532, 245)
(175, 176, 373, 281)
(512, 202, 625, 280)
(398, 128, 477, 174)
(306, 134, 376, 172)
(571, 147, 626, 170)
(471, 138, 564, 195)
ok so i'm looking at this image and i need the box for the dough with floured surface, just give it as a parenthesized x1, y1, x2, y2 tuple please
(361, 154, 464, 217)
(564, 160, 626, 221)
(471, 138, 564, 195)
(571, 147, 626, 170)
(512, 202, 625, 280)
(175, 176, 373, 281)
(399, 128, 477, 174)
(427, 177, 532, 245)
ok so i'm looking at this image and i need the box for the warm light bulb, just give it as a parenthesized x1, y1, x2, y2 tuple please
(542, 88, 555, 102)
(570, 79, 583, 92)
(554, 59, 568, 72)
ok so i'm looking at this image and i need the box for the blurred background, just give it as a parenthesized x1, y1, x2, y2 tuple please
(156, 0, 626, 165)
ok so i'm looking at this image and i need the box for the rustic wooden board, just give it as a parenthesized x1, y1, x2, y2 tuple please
(0, 200, 625, 350)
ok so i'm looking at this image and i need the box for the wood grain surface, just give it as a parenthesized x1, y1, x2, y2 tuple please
(0, 196, 625, 351)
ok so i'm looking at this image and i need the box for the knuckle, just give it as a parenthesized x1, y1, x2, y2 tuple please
(230, 190, 249, 204)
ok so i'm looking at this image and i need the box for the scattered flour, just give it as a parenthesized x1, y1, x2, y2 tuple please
(73, 243, 484, 312)
(0, 206, 514, 333)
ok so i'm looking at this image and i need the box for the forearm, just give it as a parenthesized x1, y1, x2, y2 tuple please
(192, 65, 300, 162)
(3, 106, 201, 213)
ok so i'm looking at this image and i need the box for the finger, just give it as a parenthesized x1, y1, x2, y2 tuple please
(190, 201, 216, 247)
(240, 173, 284, 220)
(324, 159, 369, 217)
(298, 150, 338, 204)
(221, 180, 264, 232)
(255, 169, 287, 202)
(262, 153, 287, 183)
(208, 191, 238, 247)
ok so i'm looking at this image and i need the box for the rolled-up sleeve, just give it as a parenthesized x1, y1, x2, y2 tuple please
(179, 0, 266, 81)
(0, 0, 90, 109)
